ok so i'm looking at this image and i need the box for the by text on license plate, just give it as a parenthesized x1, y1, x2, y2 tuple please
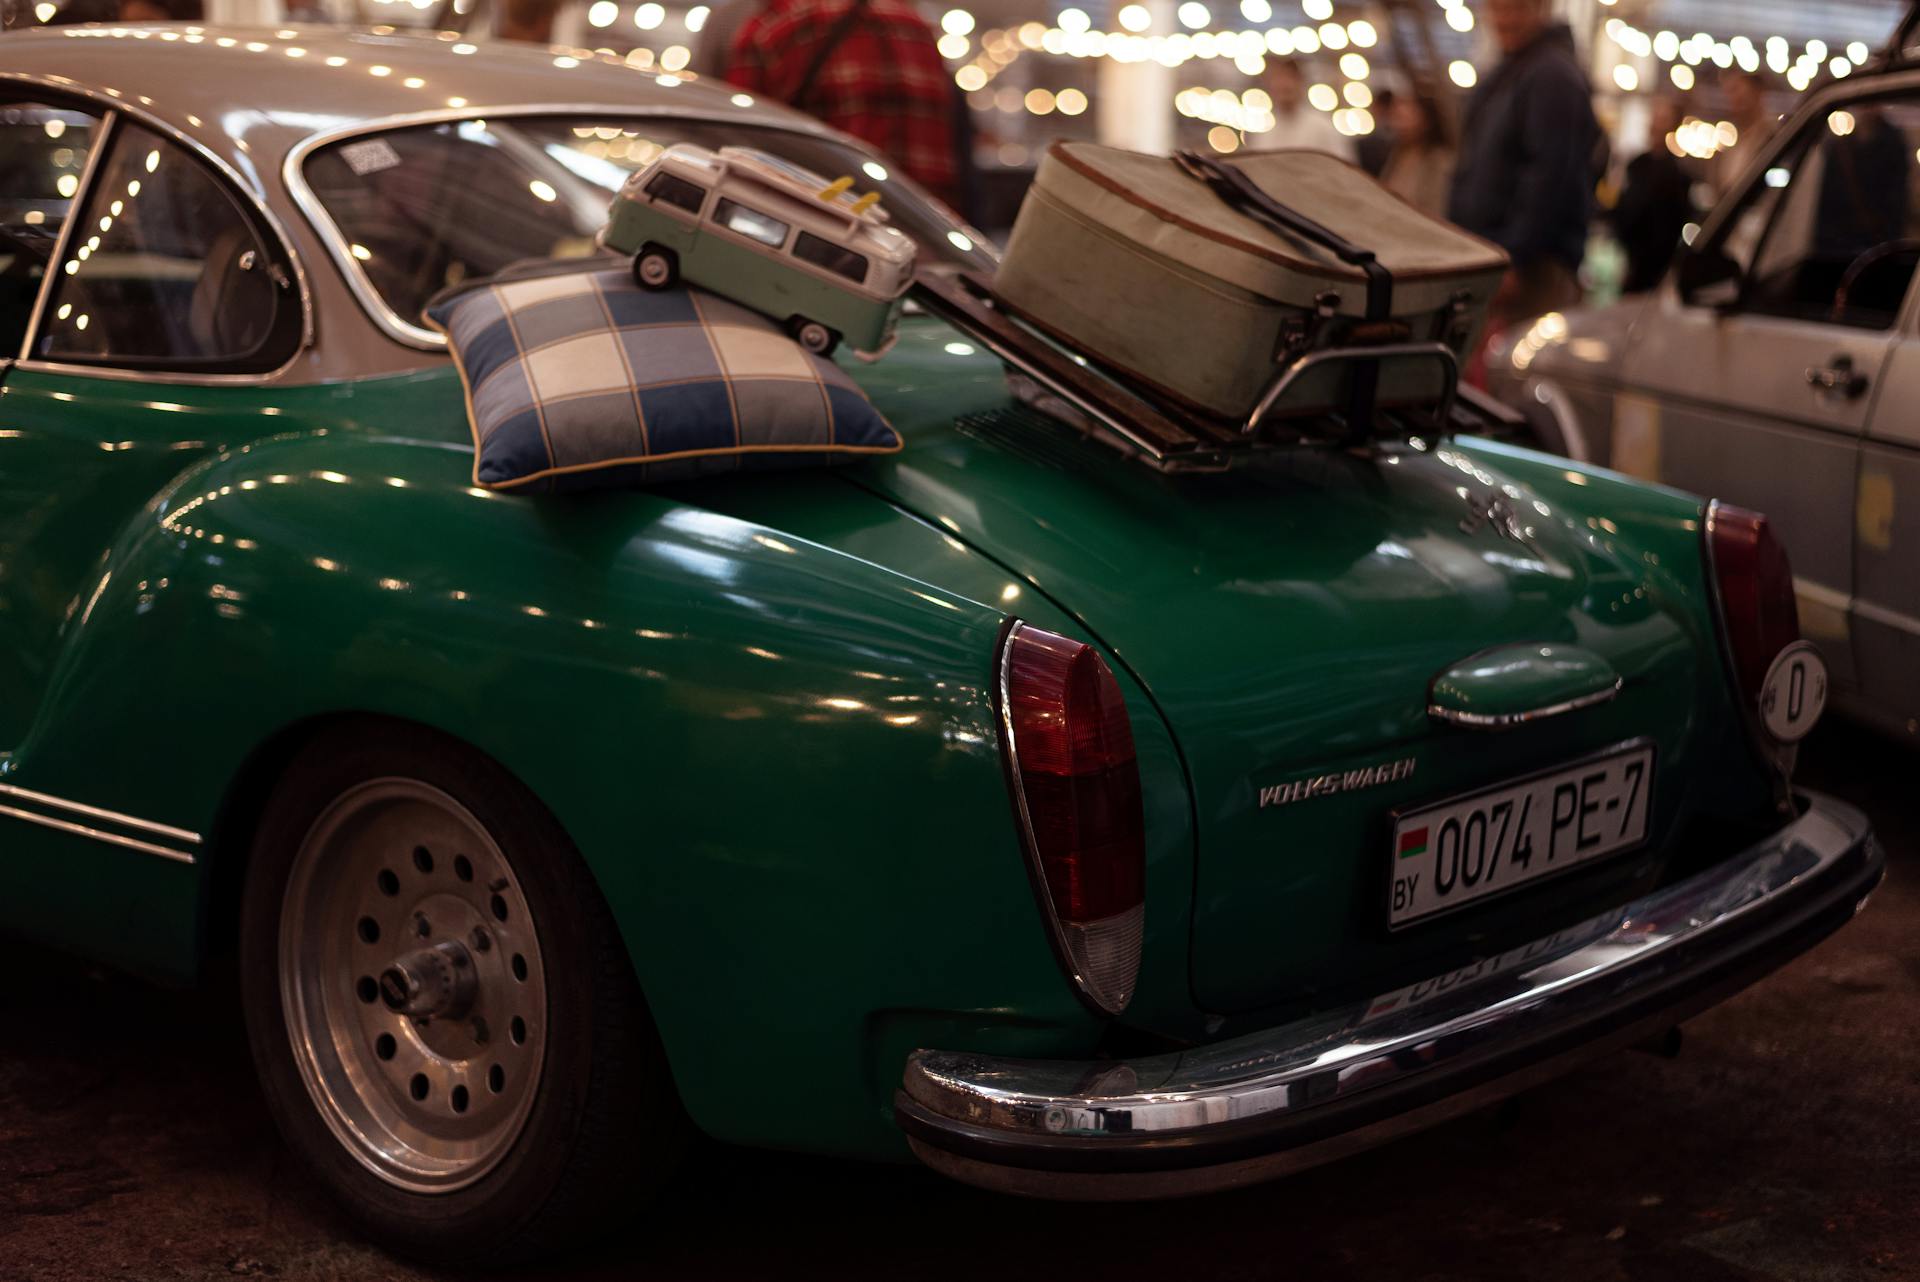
(1388, 742, 1655, 928)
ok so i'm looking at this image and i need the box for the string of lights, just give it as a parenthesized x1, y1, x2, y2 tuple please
(1602, 15, 1875, 93)
(20, 2, 1896, 163)
(937, 0, 1469, 147)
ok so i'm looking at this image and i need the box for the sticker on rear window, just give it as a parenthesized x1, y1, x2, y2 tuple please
(339, 139, 402, 176)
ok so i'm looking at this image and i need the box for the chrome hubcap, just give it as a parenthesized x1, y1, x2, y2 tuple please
(379, 939, 480, 1021)
(640, 254, 671, 286)
(279, 779, 547, 1193)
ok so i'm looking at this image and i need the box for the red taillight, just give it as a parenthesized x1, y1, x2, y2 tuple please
(999, 623, 1145, 1014)
(1706, 501, 1801, 709)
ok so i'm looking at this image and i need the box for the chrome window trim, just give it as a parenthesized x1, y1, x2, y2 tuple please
(281, 103, 883, 351)
(0, 70, 315, 385)
(9, 355, 301, 386)
(1689, 67, 1920, 336)
(16, 109, 115, 363)
(0, 781, 200, 864)
(1691, 72, 1913, 250)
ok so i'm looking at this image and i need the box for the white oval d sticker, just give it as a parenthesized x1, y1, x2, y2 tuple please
(1759, 641, 1827, 743)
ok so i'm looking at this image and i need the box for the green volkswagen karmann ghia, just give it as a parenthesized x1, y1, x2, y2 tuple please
(0, 23, 1883, 1265)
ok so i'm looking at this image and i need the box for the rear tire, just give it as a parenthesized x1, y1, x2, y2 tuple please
(787, 317, 839, 357)
(238, 721, 686, 1266)
(634, 244, 678, 290)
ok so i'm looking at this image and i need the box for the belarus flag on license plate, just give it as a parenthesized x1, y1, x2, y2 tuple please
(1397, 827, 1429, 860)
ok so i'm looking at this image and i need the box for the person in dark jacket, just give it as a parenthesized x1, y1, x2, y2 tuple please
(1447, 0, 1601, 330)
(1609, 96, 1695, 294)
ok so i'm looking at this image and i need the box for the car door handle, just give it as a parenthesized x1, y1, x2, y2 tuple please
(1806, 356, 1869, 399)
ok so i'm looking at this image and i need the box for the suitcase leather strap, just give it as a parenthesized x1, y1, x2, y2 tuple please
(1175, 150, 1393, 321)
(1178, 150, 1397, 443)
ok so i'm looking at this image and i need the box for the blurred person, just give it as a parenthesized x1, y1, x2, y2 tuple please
(1380, 87, 1454, 219)
(1356, 86, 1397, 175)
(1814, 103, 1910, 261)
(1709, 69, 1778, 197)
(119, 0, 199, 19)
(727, 0, 961, 207)
(1447, 0, 1601, 331)
(691, 0, 761, 76)
(1255, 59, 1356, 162)
(1608, 96, 1695, 293)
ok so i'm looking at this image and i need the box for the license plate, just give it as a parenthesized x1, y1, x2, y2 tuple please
(1387, 742, 1655, 928)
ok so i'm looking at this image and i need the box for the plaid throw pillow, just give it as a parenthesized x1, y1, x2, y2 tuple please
(425, 263, 902, 492)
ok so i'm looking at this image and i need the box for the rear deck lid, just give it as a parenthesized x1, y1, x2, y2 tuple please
(852, 363, 1704, 1013)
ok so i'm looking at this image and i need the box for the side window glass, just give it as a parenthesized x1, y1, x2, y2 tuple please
(646, 171, 705, 215)
(1713, 98, 1920, 331)
(0, 103, 102, 357)
(305, 119, 612, 329)
(35, 123, 296, 371)
(713, 198, 788, 248)
(793, 231, 868, 284)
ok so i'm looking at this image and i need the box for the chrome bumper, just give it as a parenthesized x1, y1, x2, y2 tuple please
(897, 792, 1881, 1199)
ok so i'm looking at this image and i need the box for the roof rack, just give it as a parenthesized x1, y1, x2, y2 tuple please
(912, 269, 1513, 472)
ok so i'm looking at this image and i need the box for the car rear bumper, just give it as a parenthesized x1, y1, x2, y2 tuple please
(895, 790, 1881, 1200)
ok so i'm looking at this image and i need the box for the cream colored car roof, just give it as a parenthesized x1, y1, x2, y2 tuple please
(0, 23, 836, 378)
(2, 24, 817, 190)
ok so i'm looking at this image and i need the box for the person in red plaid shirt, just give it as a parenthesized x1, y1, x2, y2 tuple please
(724, 0, 963, 209)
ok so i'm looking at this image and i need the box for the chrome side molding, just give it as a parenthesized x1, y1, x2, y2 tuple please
(0, 782, 200, 864)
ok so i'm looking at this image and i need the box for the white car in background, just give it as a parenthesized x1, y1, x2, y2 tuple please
(1491, 19, 1920, 746)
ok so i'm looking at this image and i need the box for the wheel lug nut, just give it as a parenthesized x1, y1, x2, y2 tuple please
(471, 927, 492, 953)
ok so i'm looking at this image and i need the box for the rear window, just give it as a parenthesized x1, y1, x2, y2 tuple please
(301, 115, 996, 331)
(646, 171, 705, 214)
(793, 231, 868, 284)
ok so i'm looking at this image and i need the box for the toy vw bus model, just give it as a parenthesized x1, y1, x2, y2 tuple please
(602, 143, 917, 358)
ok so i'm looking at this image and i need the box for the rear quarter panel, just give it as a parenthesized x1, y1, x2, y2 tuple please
(10, 426, 1111, 1158)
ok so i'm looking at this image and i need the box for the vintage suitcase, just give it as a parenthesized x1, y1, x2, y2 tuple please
(993, 141, 1510, 430)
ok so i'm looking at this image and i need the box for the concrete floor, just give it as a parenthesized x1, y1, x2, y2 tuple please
(0, 722, 1913, 1282)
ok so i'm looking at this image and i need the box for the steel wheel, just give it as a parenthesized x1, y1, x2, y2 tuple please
(635, 246, 677, 290)
(278, 777, 548, 1194)
(791, 319, 837, 356)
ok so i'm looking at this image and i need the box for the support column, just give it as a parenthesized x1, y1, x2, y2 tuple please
(205, 0, 282, 22)
(1097, 0, 1175, 153)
